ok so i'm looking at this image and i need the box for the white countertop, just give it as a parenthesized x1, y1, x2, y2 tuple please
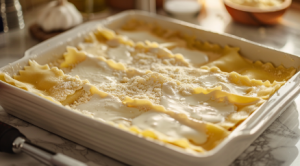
(1, 0, 300, 165)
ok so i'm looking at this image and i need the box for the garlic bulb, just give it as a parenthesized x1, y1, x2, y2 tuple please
(37, 0, 83, 32)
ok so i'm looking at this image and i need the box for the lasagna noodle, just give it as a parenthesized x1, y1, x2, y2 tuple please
(0, 72, 60, 104)
(61, 47, 126, 71)
(1, 60, 86, 104)
(204, 47, 296, 82)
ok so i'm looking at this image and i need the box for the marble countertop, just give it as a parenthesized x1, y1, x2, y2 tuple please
(1, 0, 300, 165)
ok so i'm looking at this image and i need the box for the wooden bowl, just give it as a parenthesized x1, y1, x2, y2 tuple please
(224, 0, 292, 25)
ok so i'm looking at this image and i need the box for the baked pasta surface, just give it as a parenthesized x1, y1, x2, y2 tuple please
(0, 20, 296, 153)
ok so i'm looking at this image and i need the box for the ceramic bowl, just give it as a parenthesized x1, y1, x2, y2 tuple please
(224, 0, 292, 25)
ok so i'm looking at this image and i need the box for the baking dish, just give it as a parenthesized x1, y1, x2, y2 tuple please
(1, 10, 300, 166)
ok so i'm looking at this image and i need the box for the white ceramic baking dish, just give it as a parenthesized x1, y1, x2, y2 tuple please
(1, 11, 300, 166)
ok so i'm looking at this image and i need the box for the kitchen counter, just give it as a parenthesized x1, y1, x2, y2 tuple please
(1, 0, 300, 165)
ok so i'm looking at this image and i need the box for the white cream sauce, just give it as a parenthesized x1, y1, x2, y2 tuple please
(107, 45, 133, 64)
(149, 47, 173, 58)
(126, 68, 146, 78)
(132, 111, 207, 144)
(77, 94, 142, 126)
(68, 56, 117, 84)
(78, 43, 107, 57)
(106, 38, 121, 47)
(161, 82, 237, 123)
(117, 30, 166, 43)
(194, 74, 251, 96)
(171, 47, 209, 65)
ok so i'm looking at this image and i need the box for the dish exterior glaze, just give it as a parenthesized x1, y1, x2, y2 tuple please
(1, 11, 300, 166)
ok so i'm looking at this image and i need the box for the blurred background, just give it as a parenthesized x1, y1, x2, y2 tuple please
(1, 0, 300, 66)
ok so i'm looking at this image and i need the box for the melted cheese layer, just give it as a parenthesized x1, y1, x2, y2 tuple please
(107, 45, 133, 64)
(132, 111, 207, 144)
(171, 47, 208, 65)
(68, 56, 117, 84)
(161, 82, 237, 124)
(76, 94, 143, 125)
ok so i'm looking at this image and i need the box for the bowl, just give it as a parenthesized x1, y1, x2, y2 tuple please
(223, 0, 292, 25)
